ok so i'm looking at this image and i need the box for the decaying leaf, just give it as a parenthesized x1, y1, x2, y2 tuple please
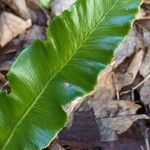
(98, 115, 149, 142)
(51, 0, 76, 16)
(26, 0, 39, 9)
(143, 29, 150, 45)
(49, 141, 64, 150)
(144, 0, 150, 5)
(94, 100, 141, 119)
(3, 0, 30, 20)
(140, 48, 150, 77)
(89, 100, 146, 142)
(114, 49, 145, 92)
(59, 93, 149, 146)
(19, 25, 46, 48)
(123, 49, 145, 86)
(0, 12, 31, 47)
(114, 27, 138, 68)
(140, 78, 150, 105)
(59, 68, 148, 144)
(0, 61, 12, 72)
(94, 66, 116, 105)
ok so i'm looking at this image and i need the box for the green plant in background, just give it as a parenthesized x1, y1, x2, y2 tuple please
(40, 0, 52, 8)
(0, 0, 142, 149)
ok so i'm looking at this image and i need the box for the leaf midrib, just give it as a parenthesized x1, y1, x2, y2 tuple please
(2, 1, 119, 149)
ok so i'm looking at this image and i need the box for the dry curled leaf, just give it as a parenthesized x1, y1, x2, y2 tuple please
(0, 12, 31, 47)
(114, 49, 145, 92)
(59, 95, 149, 147)
(140, 48, 150, 77)
(19, 25, 46, 48)
(114, 28, 138, 68)
(93, 100, 144, 142)
(123, 50, 145, 86)
(0, 61, 12, 72)
(140, 78, 150, 105)
(144, 0, 150, 4)
(98, 115, 149, 142)
(3, 0, 30, 20)
(26, 0, 39, 9)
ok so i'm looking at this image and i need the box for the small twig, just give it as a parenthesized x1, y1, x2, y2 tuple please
(133, 74, 150, 90)
(120, 89, 131, 95)
(120, 74, 150, 96)
(1, 81, 9, 90)
(135, 20, 150, 32)
(112, 71, 120, 101)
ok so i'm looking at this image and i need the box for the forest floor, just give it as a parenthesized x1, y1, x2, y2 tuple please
(0, 0, 150, 150)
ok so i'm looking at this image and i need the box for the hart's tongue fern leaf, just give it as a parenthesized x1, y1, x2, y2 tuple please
(0, 0, 142, 149)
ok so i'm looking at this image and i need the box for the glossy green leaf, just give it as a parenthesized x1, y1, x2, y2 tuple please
(0, 0, 142, 149)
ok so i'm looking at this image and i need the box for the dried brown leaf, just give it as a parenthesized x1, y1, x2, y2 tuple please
(114, 28, 137, 68)
(0, 61, 12, 72)
(3, 0, 30, 20)
(98, 115, 149, 142)
(140, 79, 150, 105)
(0, 12, 31, 47)
(124, 50, 145, 86)
(140, 48, 150, 77)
